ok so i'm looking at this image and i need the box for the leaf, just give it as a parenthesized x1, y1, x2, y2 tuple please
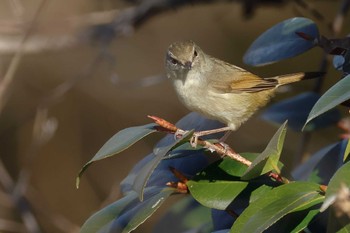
(292, 140, 346, 184)
(333, 44, 350, 73)
(344, 140, 350, 162)
(217, 153, 259, 177)
(290, 209, 319, 233)
(320, 162, 350, 212)
(187, 180, 248, 210)
(80, 187, 174, 233)
(305, 74, 350, 129)
(120, 148, 209, 195)
(243, 17, 318, 66)
(261, 92, 340, 132)
(121, 112, 226, 196)
(132, 131, 193, 201)
(336, 223, 350, 233)
(76, 123, 157, 188)
(153, 196, 212, 233)
(242, 121, 287, 180)
(230, 182, 324, 233)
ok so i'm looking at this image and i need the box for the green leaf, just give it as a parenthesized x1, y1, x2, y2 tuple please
(76, 123, 157, 188)
(242, 121, 287, 180)
(290, 209, 319, 233)
(230, 182, 324, 233)
(133, 131, 193, 201)
(305, 74, 350, 128)
(321, 162, 350, 212)
(153, 196, 212, 233)
(344, 140, 350, 162)
(337, 223, 350, 233)
(187, 180, 248, 210)
(218, 153, 259, 177)
(80, 187, 174, 233)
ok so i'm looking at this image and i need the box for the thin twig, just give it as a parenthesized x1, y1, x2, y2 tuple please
(147, 115, 292, 185)
(0, 0, 48, 114)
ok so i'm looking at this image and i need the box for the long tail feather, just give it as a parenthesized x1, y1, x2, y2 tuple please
(267, 72, 325, 86)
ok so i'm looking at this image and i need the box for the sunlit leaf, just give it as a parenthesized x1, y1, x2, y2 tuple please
(261, 92, 340, 132)
(76, 123, 157, 188)
(187, 180, 248, 210)
(242, 121, 287, 180)
(336, 223, 350, 233)
(344, 140, 350, 162)
(230, 182, 324, 233)
(217, 153, 258, 177)
(244, 17, 318, 66)
(305, 74, 350, 129)
(80, 187, 174, 233)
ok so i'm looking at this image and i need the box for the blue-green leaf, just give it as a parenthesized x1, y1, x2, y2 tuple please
(305, 74, 350, 129)
(77, 123, 157, 188)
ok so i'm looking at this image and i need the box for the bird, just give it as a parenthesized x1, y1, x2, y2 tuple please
(165, 40, 322, 142)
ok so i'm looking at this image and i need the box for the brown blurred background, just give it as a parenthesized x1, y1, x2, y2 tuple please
(0, 0, 346, 232)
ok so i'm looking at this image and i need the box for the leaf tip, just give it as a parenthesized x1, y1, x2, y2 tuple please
(76, 177, 81, 189)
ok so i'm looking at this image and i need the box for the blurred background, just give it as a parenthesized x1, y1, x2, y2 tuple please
(0, 0, 347, 232)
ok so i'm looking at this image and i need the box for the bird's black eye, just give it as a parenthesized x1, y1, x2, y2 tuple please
(170, 57, 179, 65)
(194, 50, 198, 57)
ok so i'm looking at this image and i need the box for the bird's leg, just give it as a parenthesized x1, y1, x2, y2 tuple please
(190, 126, 232, 148)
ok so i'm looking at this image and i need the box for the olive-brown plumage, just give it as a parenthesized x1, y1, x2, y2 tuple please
(165, 40, 321, 133)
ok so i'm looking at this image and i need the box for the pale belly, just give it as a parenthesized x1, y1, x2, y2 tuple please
(173, 79, 258, 130)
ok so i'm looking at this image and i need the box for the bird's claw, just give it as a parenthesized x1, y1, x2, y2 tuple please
(218, 141, 230, 157)
(174, 129, 187, 140)
(190, 133, 199, 148)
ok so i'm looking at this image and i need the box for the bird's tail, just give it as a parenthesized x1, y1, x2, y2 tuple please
(267, 72, 324, 87)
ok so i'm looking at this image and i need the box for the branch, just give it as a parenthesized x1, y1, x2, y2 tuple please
(148, 115, 288, 184)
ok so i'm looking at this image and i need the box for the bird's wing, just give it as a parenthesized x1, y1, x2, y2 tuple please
(207, 59, 277, 93)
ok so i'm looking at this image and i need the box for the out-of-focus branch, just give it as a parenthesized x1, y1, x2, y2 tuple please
(0, 0, 48, 115)
(0, 0, 290, 54)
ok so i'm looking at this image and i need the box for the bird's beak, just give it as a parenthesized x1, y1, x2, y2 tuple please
(184, 61, 192, 69)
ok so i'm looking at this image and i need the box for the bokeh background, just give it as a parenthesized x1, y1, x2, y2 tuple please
(0, 0, 347, 232)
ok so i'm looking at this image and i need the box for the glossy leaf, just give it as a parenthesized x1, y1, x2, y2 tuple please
(242, 121, 287, 180)
(187, 180, 248, 210)
(153, 196, 212, 233)
(120, 149, 209, 195)
(132, 131, 193, 201)
(76, 123, 157, 188)
(80, 187, 175, 233)
(120, 112, 225, 195)
(333, 45, 350, 73)
(320, 162, 350, 212)
(305, 74, 350, 129)
(261, 92, 340, 132)
(217, 153, 258, 177)
(244, 17, 318, 66)
(290, 209, 319, 233)
(292, 140, 346, 184)
(230, 182, 324, 233)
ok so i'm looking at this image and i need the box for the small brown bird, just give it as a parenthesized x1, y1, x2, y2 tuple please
(165, 40, 321, 139)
